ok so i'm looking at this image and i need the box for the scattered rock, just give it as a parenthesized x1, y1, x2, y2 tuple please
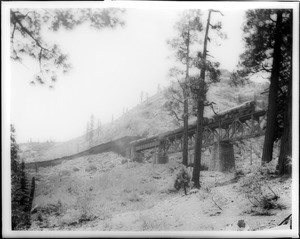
(237, 219, 246, 228)
(225, 220, 250, 231)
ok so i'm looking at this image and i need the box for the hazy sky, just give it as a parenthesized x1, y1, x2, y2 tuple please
(10, 6, 247, 143)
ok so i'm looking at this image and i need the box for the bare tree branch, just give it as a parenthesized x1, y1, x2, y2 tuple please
(207, 53, 214, 58)
(11, 10, 49, 52)
(211, 196, 223, 210)
(210, 9, 224, 16)
(205, 102, 218, 116)
(170, 109, 183, 123)
(253, 196, 262, 205)
(267, 185, 278, 199)
(23, 11, 35, 18)
(38, 49, 43, 72)
(176, 78, 185, 91)
(247, 195, 258, 207)
(42, 8, 54, 17)
(11, 23, 16, 42)
(171, 93, 184, 104)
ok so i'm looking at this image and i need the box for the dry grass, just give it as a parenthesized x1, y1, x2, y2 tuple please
(28, 152, 291, 231)
(29, 152, 178, 229)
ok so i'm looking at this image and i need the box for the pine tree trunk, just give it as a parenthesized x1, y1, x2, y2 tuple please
(182, 30, 190, 166)
(192, 99, 204, 188)
(262, 11, 283, 164)
(182, 97, 189, 166)
(278, 76, 292, 175)
(192, 10, 212, 188)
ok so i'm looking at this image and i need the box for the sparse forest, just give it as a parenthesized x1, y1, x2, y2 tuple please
(7, 5, 295, 234)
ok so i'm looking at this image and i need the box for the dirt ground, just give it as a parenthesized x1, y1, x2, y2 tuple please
(27, 152, 292, 232)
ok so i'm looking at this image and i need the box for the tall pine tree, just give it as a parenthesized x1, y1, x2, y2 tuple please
(192, 10, 223, 188)
(167, 10, 203, 166)
(238, 9, 292, 174)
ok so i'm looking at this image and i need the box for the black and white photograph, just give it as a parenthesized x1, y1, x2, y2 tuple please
(2, 1, 299, 237)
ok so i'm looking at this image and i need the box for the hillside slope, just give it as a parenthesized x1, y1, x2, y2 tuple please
(20, 74, 269, 163)
(28, 152, 291, 231)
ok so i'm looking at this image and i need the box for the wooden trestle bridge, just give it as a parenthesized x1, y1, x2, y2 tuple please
(127, 100, 267, 163)
(25, 100, 267, 170)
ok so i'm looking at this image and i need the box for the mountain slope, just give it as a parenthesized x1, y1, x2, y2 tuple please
(20, 73, 269, 163)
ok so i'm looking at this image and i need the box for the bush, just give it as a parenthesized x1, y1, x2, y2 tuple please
(58, 169, 71, 177)
(73, 167, 80, 171)
(36, 201, 64, 216)
(239, 160, 286, 214)
(258, 159, 278, 176)
(31, 201, 64, 228)
(127, 192, 142, 202)
(85, 164, 97, 172)
(75, 192, 96, 220)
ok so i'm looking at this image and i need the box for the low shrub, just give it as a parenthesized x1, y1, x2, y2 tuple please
(127, 192, 142, 202)
(31, 200, 64, 228)
(38, 200, 63, 216)
(85, 164, 97, 173)
(139, 213, 165, 230)
(58, 170, 71, 177)
(75, 192, 96, 219)
(239, 160, 285, 214)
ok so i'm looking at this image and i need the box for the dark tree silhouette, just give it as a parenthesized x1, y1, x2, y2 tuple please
(11, 125, 32, 230)
(238, 9, 292, 174)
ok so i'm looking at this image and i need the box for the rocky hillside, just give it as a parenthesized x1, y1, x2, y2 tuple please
(20, 72, 269, 163)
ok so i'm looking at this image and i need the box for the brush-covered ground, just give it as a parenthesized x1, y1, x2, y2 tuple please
(27, 152, 291, 231)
